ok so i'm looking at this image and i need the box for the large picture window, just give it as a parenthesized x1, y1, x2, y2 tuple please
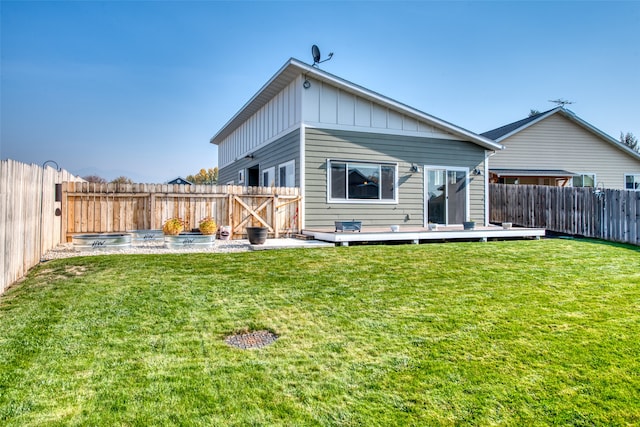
(328, 160, 397, 202)
(626, 174, 640, 190)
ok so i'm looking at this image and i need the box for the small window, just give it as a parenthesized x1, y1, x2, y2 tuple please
(278, 160, 295, 187)
(573, 173, 595, 188)
(626, 174, 640, 190)
(238, 170, 245, 184)
(328, 160, 397, 203)
(262, 167, 275, 187)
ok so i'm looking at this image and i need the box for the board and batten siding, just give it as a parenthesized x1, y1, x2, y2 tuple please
(219, 129, 300, 187)
(217, 79, 302, 168)
(491, 113, 640, 190)
(301, 76, 458, 139)
(304, 128, 487, 228)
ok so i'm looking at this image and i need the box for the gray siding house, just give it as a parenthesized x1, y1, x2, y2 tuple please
(210, 58, 503, 229)
(482, 107, 640, 190)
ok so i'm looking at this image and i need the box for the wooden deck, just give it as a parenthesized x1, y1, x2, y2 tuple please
(302, 224, 545, 246)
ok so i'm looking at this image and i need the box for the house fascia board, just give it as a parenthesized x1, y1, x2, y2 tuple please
(210, 58, 503, 151)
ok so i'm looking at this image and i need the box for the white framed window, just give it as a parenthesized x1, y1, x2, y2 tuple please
(625, 174, 640, 190)
(238, 169, 245, 185)
(327, 159, 397, 203)
(573, 173, 596, 188)
(262, 166, 275, 187)
(278, 160, 295, 187)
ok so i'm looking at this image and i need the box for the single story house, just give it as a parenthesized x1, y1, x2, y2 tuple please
(210, 58, 503, 229)
(481, 107, 640, 190)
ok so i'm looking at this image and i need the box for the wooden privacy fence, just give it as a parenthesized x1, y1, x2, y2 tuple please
(490, 183, 640, 246)
(62, 182, 301, 240)
(1, 159, 83, 294)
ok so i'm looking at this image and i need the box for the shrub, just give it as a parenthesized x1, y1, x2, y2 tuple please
(162, 218, 184, 235)
(198, 217, 217, 235)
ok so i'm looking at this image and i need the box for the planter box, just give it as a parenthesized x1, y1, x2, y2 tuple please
(129, 229, 164, 244)
(164, 232, 215, 249)
(72, 233, 132, 250)
(335, 221, 362, 232)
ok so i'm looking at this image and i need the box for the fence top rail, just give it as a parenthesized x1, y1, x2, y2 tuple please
(64, 182, 300, 196)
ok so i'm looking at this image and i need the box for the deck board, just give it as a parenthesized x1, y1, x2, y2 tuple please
(302, 224, 545, 246)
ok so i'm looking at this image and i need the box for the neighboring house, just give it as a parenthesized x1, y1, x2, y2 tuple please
(167, 177, 193, 185)
(210, 58, 503, 229)
(482, 107, 640, 190)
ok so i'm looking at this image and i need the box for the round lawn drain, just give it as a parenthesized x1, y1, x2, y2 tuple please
(225, 330, 278, 349)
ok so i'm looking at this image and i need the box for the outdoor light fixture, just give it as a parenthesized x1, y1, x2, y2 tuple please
(473, 167, 483, 176)
(410, 164, 421, 173)
(245, 154, 254, 160)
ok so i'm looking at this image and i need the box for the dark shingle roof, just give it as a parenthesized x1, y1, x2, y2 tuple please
(481, 108, 557, 141)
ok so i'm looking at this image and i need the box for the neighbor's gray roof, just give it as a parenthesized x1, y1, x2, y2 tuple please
(481, 109, 556, 141)
(210, 58, 503, 151)
(490, 168, 577, 177)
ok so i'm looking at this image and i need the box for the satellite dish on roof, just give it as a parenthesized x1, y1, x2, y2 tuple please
(312, 45, 321, 64)
(311, 44, 333, 67)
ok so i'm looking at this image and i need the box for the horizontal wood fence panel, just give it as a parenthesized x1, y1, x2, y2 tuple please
(63, 182, 301, 240)
(1, 159, 82, 294)
(490, 183, 640, 246)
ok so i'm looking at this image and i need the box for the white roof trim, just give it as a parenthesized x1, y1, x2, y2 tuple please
(210, 58, 503, 151)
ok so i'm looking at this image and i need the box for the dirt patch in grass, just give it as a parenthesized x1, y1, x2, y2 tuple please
(35, 265, 87, 282)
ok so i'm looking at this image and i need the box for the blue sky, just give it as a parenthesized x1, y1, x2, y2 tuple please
(2, 0, 639, 183)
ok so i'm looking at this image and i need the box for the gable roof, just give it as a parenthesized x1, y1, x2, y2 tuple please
(167, 177, 193, 185)
(481, 108, 556, 141)
(482, 107, 640, 161)
(210, 58, 503, 151)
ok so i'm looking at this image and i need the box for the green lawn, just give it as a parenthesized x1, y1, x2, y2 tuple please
(1, 238, 639, 426)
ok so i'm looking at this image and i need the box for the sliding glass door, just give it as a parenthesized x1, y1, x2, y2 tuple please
(425, 167, 468, 225)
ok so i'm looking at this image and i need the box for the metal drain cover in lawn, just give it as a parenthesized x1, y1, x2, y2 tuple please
(225, 330, 278, 349)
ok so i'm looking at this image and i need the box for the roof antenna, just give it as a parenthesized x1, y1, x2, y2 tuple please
(548, 98, 575, 108)
(311, 44, 333, 67)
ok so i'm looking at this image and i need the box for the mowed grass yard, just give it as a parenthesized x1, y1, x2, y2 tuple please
(1, 238, 639, 426)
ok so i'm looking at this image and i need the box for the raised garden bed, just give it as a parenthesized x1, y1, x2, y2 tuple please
(72, 233, 132, 250)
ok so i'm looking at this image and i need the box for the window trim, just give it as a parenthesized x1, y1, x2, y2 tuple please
(326, 159, 399, 204)
(625, 173, 640, 191)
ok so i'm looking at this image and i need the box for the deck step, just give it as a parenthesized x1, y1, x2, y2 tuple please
(294, 233, 315, 241)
